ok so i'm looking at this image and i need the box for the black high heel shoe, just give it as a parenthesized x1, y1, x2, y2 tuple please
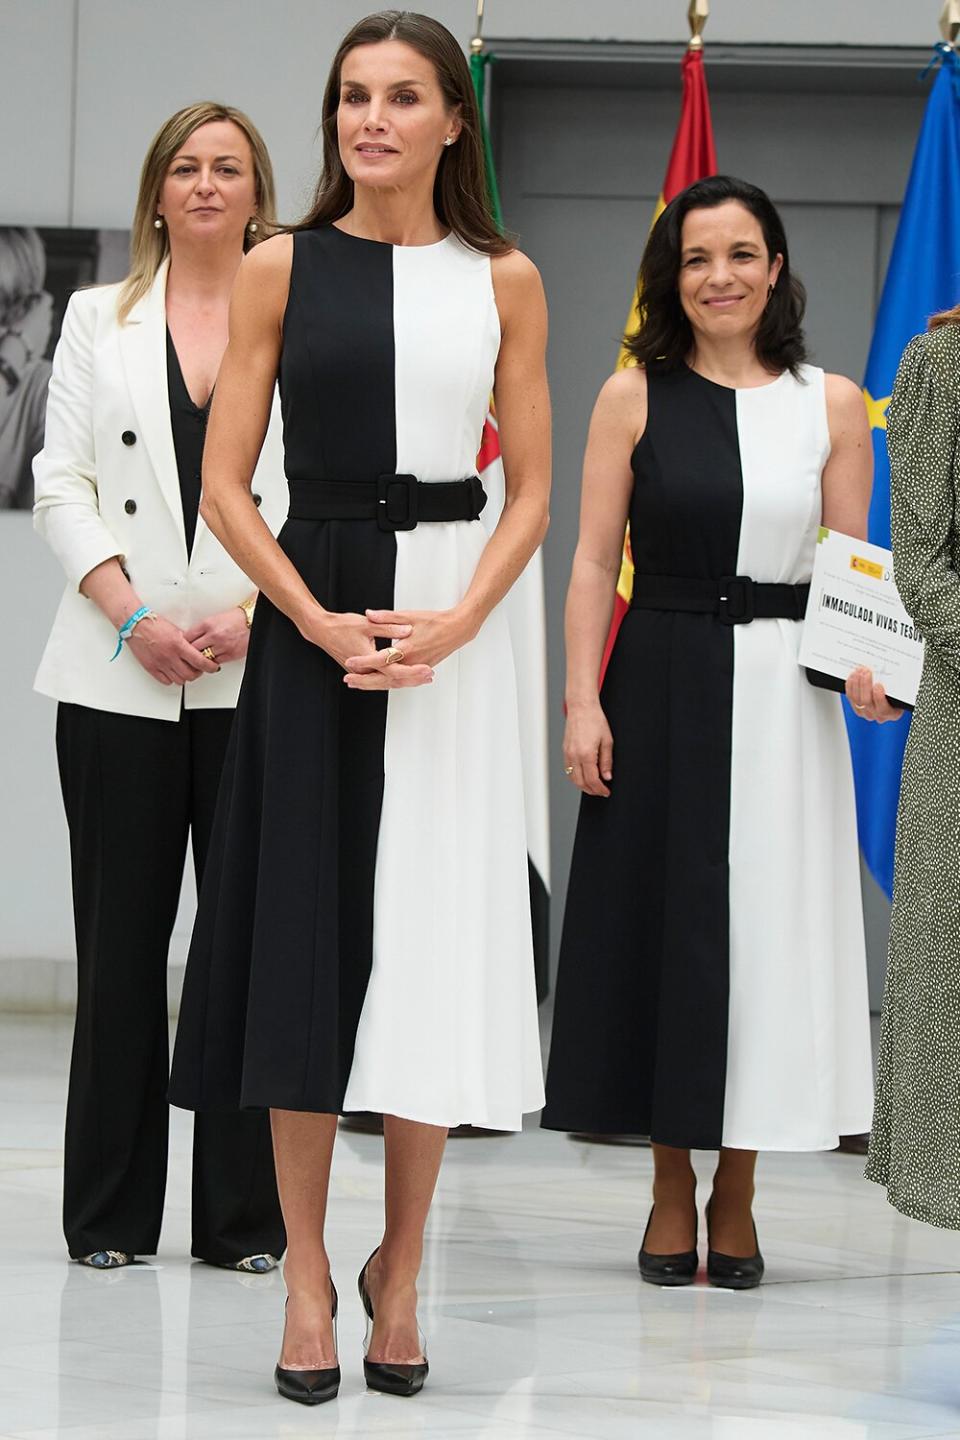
(705, 1198, 765, 1289)
(637, 1207, 699, 1286)
(358, 1247, 429, 1397)
(274, 1280, 341, 1405)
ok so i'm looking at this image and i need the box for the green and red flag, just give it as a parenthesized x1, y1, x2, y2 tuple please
(600, 44, 718, 678)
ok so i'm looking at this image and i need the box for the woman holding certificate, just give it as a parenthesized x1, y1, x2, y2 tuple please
(867, 312, 960, 1230)
(543, 175, 898, 1288)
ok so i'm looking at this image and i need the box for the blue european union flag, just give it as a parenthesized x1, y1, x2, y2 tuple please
(846, 45, 960, 897)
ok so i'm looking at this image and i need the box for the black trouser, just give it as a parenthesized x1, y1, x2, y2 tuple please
(56, 702, 286, 1263)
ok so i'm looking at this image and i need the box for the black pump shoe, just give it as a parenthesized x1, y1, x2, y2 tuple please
(637, 1207, 699, 1286)
(705, 1199, 765, 1289)
(275, 1281, 341, 1405)
(358, 1247, 429, 1397)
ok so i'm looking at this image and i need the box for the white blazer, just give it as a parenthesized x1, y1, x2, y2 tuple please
(34, 261, 288, 720)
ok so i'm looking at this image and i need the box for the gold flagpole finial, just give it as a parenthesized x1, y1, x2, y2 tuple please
(941, 0, 960, 47)
(471, 0, 486, 54)
(688, 0, 709, 51)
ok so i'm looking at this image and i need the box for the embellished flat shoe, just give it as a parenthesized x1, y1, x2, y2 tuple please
(78, 1251, 133, 1269)
(637, 1208, 699, 1286)
(705, 1198, 764, 1289)
(275, 1281, 340, 1405)
(358, 1247, 429, 1397)
(229, 1253, 279, 1274)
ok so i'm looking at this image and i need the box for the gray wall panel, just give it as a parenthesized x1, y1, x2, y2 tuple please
(0, 0, 75, 225)
(779, 204, 879, 379)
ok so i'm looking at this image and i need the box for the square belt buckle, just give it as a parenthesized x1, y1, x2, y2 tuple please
(377, 473, 419, 531)
(718, 575, 755, 624)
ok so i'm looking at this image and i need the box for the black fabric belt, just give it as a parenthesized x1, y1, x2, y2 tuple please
(630, 573, 810, 625)
(287, 474, 487, 532)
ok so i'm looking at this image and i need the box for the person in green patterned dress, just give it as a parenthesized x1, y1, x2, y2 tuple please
(867, 308, 960, 1229)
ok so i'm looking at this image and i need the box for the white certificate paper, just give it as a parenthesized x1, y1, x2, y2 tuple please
(798, 528, 923, 708)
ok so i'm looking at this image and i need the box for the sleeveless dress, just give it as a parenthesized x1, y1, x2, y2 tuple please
(168, 226, 545, 1131)
(542, 364, 875, 1151)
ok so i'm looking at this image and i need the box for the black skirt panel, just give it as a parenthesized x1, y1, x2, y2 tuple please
(542, 366, 745, 1147)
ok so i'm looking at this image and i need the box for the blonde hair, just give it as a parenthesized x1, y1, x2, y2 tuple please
(117, 101, 277, 324)
(0, 228, 46, 329)
(930, 303, 960, 329)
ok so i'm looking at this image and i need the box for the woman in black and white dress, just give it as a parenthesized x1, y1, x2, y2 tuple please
(542, 176, 899, 1288)
(169, 10, 549, 1402)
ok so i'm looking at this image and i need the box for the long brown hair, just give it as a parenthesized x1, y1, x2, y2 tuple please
(930, 303, 960, 328)
(117, 101, 277, 324)
(297, 10, 511, 255)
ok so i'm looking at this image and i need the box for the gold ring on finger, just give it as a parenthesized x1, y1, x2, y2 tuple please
(563, 765, 574, 775)
(853, 702, 866, 711)
(382, 647, 404, 666)
(202, 647, 217, 662)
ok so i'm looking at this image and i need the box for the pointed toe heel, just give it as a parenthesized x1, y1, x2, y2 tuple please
(705, 1199, 765, 1290)
(637, 1208, 699, 1286)
(275, 1281, 340, 1404)
(362, 1355, 429, 1397)
(274, 1361, 341, 1405)
(358, 1247, 429, 1397)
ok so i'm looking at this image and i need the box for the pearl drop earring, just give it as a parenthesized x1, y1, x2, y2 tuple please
(248, 220, 259, 234)
(154, 217, 163, 229)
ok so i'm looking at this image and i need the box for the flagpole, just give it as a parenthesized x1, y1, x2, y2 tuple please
(688, 0, 709, 50)
(471, 0, 485, 54)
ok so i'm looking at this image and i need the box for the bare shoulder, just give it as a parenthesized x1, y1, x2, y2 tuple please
(592, 365, 648, 446)
(824, 372, 866, 418)
(596, 365, 648, 422)
(600, 365, 648, 405)
(230, 234, 293, 330)
(490, 247, 545, 317)
(237, 232, 292, 287)
(490, 246, 541, 288)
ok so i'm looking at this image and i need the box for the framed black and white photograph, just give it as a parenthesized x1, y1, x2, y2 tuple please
(0, 227, 129, 510)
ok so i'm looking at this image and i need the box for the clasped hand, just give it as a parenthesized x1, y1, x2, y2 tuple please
(127, 611, 238, 685)
(305, 607, 470, 690)
(343, 608, 470, 690)
(301, 608, 427, 690)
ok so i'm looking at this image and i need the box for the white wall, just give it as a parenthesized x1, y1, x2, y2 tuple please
(0, 0, 940, 993)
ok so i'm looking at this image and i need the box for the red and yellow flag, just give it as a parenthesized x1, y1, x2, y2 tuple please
(600, 45, 717, 679)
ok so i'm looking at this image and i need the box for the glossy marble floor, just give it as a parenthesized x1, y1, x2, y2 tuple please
(3, 1014, 960, 1439)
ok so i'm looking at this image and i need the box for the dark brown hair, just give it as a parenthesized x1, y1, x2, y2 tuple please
(296, 9, 511, 255)
(623, 174, 807, 376)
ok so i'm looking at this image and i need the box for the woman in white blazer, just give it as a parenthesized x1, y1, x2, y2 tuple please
(34, 102, 288, 1271)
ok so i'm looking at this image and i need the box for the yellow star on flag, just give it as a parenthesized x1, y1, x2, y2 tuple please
(864, 389, 891, 431)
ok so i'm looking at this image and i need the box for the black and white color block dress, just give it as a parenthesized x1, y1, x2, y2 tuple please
(542, 363, 874, 1151)
(169, 226, 545, 1131)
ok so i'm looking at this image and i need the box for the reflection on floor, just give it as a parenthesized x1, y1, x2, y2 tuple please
(2, 1013, 960, 1439)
